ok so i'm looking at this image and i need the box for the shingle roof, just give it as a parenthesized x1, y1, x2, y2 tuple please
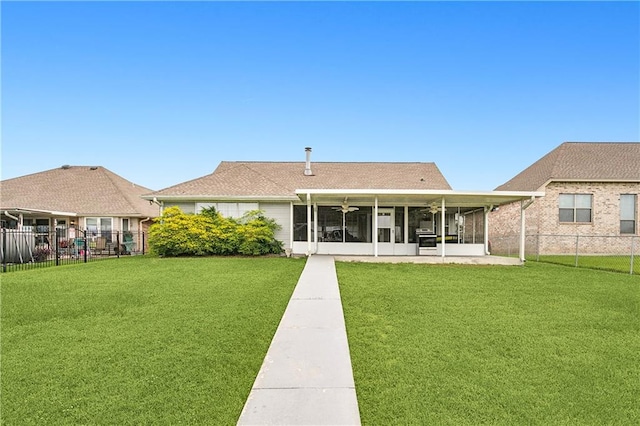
(496, 142, 640, 191)
(1, 166, 158, 217)
(151, 161, 451, 197)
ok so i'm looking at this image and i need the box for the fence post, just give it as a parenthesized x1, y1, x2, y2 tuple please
(631, 236, 636, 275)
(83, 230, 88, 263)
(116, 231, 120, 259)
(574, 235, 579, 267)
(142, 232, 145, 255)
(55, 229, 60, 266)
(2, 228, 6, 273)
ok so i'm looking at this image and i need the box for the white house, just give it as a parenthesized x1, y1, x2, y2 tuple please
(145, 148, 542, 260)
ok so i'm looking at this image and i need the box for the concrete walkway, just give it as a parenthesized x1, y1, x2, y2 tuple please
(237, 255, 361, 426)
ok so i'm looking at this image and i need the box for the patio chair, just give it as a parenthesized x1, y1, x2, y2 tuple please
(122, 233, 136, 254)
(94, 236, 107, 255)
(73, 238, 86, 257)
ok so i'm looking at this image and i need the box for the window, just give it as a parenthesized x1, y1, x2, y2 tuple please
(56, 220, 67, 239)
(122, 218, 130, 232)
(196, 202, 258, 218)
(559, 194, 592, 223)
(86, 217, 113, 241)
(620, 194, 637, 234)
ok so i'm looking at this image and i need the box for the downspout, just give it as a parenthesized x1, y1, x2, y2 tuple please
(152, 197, 164, 216)
(484, 206, 492, 255)
(140, 217, 151, 253)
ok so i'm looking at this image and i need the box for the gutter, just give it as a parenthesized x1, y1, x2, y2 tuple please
(4, 211, 21, 228)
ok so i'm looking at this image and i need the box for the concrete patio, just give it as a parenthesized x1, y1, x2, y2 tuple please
(333, 255, 522, 265)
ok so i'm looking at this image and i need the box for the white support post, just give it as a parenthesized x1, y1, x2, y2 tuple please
(404, 205, 409, 249)
(289, 202, 294, 252)
(314, 203, 318, 253)
(306, 193, 312, 255)
(520, 200, 526, 262)
(374, 196, 379, 257)
(441, 198, 446, 257)
(484, 207, 490, 255)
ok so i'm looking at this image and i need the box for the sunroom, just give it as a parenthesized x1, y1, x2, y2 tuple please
(290, 189, 542, 261)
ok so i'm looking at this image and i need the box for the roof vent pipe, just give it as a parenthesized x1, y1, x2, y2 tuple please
(304, 147, 314, 176)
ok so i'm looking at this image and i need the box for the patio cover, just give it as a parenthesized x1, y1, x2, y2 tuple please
(295, 189, 544, 261)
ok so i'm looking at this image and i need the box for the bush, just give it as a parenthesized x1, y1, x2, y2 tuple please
(32, 247, 52, 262)
(148, 206, 283, 257)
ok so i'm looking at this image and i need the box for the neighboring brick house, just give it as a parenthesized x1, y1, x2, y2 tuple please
(1, 165, 159, 248)
(490, 142, 640, 255)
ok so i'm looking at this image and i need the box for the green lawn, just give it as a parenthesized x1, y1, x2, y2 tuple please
(337, 261, 640, 425)
(1, 256, 305, 425)
(531, 255, 639, 275)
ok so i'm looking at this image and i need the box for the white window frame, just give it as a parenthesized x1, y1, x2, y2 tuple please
(620, 194, 637, 235)
(559, 194, 592, 223)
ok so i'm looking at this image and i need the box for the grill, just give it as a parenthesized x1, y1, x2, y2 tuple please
(416, 228, 437, 255)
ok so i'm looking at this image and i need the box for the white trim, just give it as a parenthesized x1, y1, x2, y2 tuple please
(295, 188, 545, 197)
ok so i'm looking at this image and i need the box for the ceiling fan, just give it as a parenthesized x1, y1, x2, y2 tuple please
(420, 201, 445, 215)
(332, 198, 359, 214)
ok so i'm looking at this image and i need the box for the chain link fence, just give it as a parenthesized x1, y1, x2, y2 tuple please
(1, 228, 147, 273)
(491, 234, 638, 275)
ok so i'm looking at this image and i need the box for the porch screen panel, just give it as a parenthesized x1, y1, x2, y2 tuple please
(293, 205, 313, 241)
(395, 208, 404, 243)
(317, 206, 372, 243)
(408, 207, 427, 243)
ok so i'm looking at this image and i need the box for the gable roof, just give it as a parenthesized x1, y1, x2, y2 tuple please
(149, 161, 452, 199)
(1, 166, 158, 217)
(496, 142, 640, 191)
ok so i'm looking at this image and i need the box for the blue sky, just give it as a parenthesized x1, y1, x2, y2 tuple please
(2, 1, 639, 191)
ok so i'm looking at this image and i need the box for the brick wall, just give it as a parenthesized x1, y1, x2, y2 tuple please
(490, 181, 640, 254)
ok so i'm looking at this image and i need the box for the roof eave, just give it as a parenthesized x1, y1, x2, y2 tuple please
(2, 207, 79, 216)
(295, 188, 544, 197)
(142, 195, 300, 202)
(544, 178, 640, 186)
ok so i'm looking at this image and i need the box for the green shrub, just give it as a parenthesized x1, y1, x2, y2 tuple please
(148, 206, 283, 257)
(237, 210, 284, 255)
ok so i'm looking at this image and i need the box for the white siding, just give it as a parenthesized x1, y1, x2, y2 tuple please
(165, 202, 196, 214)
(259, 202, 291, 249)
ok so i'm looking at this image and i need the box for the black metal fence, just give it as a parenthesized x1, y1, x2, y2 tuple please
(1, 228, 147, 273)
